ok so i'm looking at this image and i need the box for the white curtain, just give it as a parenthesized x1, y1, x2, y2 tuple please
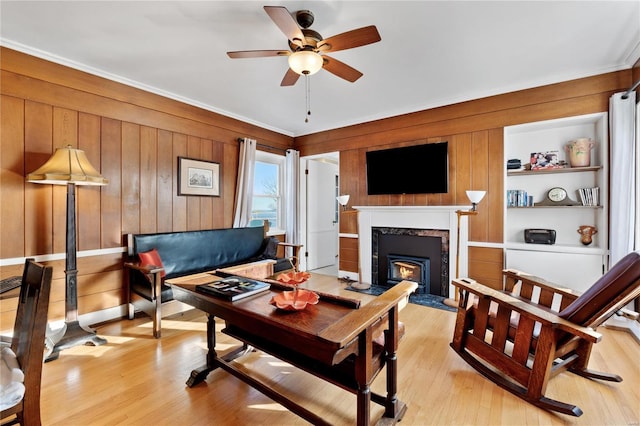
(232, 138, 256, 228)
(636, 100, 640, 251)
(285, 149, 300, 244)
(609, 91, 638, 265)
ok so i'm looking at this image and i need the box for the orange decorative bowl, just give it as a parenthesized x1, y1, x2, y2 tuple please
(276, 271, 311, 286)
(270, 289, 319, 311)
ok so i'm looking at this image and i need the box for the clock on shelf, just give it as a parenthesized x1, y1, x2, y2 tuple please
(534, 187, 581, 206)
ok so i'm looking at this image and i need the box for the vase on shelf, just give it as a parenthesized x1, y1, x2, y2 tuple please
(577, 225, 597, 246)
(565, 138, 595, 167)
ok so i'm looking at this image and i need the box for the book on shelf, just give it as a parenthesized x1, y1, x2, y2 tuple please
(506, 189, 533, 207)
(577, 187, 599, 206)
(196, 276, 270, 301)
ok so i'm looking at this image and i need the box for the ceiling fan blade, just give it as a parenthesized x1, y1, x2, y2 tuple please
(322, 56, 363, 83)
(280, 68, 301, 86)
(264, 6, 305, 48)
(317, 25, 381, 52)
(227, 50, 289, 59)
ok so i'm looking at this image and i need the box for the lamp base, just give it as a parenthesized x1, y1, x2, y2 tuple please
(443, 298, 458, 308)
(46, 321, 107, 361)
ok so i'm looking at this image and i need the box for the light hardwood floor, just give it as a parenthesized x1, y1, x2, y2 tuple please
(38, 275, 639, 425)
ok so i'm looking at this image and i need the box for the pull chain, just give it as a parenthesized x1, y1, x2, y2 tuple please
(305, 73, 311, 123)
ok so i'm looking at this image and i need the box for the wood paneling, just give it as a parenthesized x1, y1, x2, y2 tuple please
(157, 129, 174, 232)
(122, 122, 141, 235)
(0, 48, 293, 322)
(321, 71, 631, 275)
(139, 126, 158, 234)
(295, 72, 628, 154)
(78, 113, 102, 251)
(1, 96, 25, 259)
(1, 47, 291, 149)
(24, 101, 53, 256)
(468, 246, 504, 290)
(100, 117, 123, 248)
(1, 47, 634, 320)
(338, 237, 359, 273)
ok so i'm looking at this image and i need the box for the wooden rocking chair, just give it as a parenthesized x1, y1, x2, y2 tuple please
(450, 251, 640, 417)
(1, 259, 53, 426)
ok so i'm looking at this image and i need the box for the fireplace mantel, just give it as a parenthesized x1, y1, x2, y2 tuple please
(352, 205, 471, 297)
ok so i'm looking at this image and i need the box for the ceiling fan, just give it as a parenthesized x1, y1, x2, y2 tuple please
(227, 6, 381, 86)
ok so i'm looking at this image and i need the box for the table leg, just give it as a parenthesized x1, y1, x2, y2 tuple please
(357, 385, 371, 426)
(370, 306, 407, 425)
(186, 314, 254, 387)
(384, 308, 399, 417)
(187, 313, 218, 387)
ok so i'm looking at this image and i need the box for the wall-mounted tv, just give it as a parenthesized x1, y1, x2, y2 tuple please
(366, 142, 449, 195)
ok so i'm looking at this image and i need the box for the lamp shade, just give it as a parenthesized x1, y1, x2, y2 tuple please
(336, 195, 350, 206)
(466, 190, 486, 204)
(288, 50, 323, 75)
(27, 145, 108, 186)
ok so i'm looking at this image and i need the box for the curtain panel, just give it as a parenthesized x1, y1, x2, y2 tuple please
(609, 92, 637, 265)
(232, 138, 257, 228)
(285, 149, 300, 244)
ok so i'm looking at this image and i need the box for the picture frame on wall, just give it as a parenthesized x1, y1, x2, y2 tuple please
(178, 157, 220, 196)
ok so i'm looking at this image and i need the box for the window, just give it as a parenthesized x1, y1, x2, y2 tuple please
(252, 151, 284, 232)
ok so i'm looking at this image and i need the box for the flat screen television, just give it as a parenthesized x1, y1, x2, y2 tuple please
(366, 142, 449, 195)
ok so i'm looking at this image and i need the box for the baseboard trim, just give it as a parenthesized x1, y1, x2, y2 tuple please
(604, 316, 640, 344)
(47, 300, 194, 331)
(338, 270, 360, 282)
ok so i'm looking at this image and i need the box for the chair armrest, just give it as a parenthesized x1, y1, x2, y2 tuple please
(276, 243, 303, 270)
(278, 242, 303, 249)
(320, 281, 418, 346)
(616, 307, 640, 320)
(124, 261, 165, 276)
(454, 278, 601, 343)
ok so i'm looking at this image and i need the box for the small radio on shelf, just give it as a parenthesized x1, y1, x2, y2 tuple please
(524, 229, 556, 245)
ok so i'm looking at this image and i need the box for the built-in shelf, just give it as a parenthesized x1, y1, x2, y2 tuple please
(505, 242, 607, 255)
(503, 112, 609, 292)
(507, 166, 602, 176)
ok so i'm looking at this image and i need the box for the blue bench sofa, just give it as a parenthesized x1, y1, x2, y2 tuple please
(124, 226, 299, 338)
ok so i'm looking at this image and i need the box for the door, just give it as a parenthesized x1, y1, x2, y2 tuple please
(306, 159, 339, 270)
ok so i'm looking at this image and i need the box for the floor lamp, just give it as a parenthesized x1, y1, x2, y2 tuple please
(444, 190, 486, 308)
(27, 145, 108, 359)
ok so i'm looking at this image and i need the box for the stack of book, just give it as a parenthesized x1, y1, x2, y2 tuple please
(578, 187, 600, 206)
(196, 276, 270, 301)
(506, 189, 533, 207)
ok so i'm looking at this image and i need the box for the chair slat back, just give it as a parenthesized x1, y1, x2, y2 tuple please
(4, 259, 53, 425)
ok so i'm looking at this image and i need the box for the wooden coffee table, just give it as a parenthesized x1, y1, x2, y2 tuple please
(167, 272, 417, 426)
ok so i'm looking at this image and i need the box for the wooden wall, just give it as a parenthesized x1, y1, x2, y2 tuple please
(297, 70, 633, 288)
(0, 46, 635, 327)
(0, 47, 293, 327)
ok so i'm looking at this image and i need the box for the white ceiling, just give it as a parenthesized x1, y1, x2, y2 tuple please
(1, 1, 639, 137)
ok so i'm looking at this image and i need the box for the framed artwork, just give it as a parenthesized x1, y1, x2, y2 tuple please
(178, 157, 220, 196)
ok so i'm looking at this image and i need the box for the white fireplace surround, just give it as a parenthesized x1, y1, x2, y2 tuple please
(351, 206, 470, 298)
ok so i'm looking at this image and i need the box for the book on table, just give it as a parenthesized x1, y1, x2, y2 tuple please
(196, 276, 270, 301)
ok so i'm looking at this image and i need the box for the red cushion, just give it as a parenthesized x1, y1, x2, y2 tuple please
(138, 248, 166, 278)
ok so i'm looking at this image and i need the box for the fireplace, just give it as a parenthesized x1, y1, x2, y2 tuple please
(372, 227, 449, 296)
(387, 254, 430, 293)
(353, 206, 469, 299)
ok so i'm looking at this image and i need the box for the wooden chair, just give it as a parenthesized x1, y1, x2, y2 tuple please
(450, 251, 640, 417)
(1, 259, 53, 426)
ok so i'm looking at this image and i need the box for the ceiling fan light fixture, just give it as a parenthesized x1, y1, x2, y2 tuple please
(288, 50, 323, 76)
